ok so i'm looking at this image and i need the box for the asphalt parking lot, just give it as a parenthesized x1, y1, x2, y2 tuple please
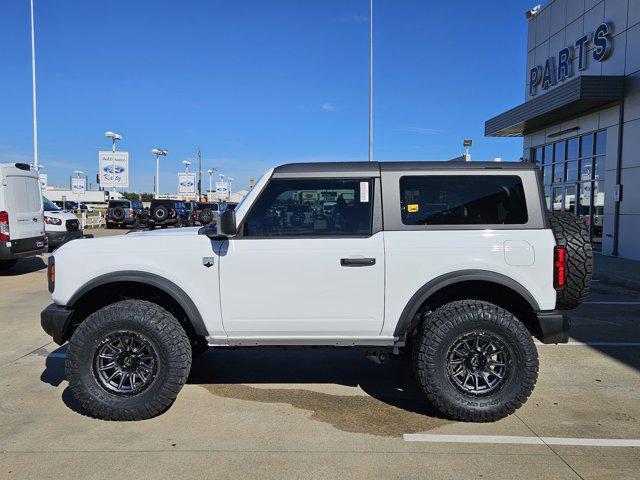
(1, 229, 639, 479)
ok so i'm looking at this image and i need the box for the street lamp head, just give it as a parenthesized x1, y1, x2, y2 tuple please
(152, 148, 168, 156)
(105, 131, 122, 141)
(74, 170, 84, 175)
(182, 160, 191, 166)
(207, 169, 213, 175)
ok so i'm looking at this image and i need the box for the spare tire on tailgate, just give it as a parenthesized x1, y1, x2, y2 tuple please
(111, 207, 125, 221)
(547, 211, 593, 310)
(152, 205, 169, 221)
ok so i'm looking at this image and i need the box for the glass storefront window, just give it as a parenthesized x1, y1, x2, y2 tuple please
(554, 141, 566, 162)
(552, 187, 563, 211)
(564, 185, 576, 213)
(567, 138, 579, 160)
(580, 157, 593, 180)
(566, 160, 578, 182)
(594, 157, 605, 181)
(543, 144, 553, 164)
(544, 186, 551, 209)
(553, 162, 565, 183)
(543, 165, 551, 184)
(580, 134, 594, 158)
(595, 130, 607, 156)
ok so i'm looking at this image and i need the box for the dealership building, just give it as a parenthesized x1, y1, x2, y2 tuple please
(485, 0, 640, 260)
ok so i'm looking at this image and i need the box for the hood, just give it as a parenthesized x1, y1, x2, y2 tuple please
(125, 226, 202, 237)
(44, 210, 77, 220)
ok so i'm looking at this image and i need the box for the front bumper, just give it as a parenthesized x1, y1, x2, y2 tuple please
(41, 303, 74, 345)
(536, 310, 570, 344)
(46, 230, 84, 248)
(0, 235, 47, 260)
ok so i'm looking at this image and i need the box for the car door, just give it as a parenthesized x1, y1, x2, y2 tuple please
(219, 177, 384, 338)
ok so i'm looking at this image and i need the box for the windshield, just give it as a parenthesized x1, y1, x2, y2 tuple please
(43, 197, 59, 212)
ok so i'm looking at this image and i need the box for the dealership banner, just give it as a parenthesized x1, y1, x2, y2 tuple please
(178, 172, 196, 194)
(215, 181, 229, 200)
(71, 177, 86, 195)
(98, 151, 129, 188)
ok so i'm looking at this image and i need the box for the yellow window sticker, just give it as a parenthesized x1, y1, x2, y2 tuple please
(408, 204, 419, 213)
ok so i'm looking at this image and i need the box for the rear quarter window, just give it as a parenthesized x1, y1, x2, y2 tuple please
(400, 175, 528, 226)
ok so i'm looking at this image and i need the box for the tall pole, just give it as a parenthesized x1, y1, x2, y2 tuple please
(30, 0, 39, 170)
(155, 154, 160, 198)
(197, 147, 202, 199)
(368, 0, 373, 162)
(111, 138, 116, 196)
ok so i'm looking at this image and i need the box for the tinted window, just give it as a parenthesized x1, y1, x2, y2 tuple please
(109, 201, 130, 208)
(244, 179, 373, 237)
(400, 175, 528, 225)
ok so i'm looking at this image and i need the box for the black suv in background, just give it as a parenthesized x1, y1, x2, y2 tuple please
(147, 199, 190, 228)
(193, 202, 219, 225)
(106, 199, 146, 229)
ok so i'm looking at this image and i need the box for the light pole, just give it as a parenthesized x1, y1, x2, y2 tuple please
(207, 168, 217, 200)
(151, 149, 168, 199)
(227, 177, 234, 201)
(218, 173, 225, 203)
(182, 160, 191, 173)
(30, 0, 39, 171)
(369, 0, 373, 162)
(105, 131, 122, 198)
(463, 139, 472, 162)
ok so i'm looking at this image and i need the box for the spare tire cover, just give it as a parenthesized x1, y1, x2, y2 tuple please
(547, 211, 593, 310)
(153, 205, 169, 220)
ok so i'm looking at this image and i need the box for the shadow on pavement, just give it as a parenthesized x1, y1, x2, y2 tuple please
(189, 348, 450, 436)
(0, 257, 46, 276)
(41, 344, 450, 433)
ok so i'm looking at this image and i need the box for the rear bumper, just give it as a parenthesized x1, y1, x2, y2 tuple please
(536, 310, 570, 344)
(0, 235, 47, 260)
(46, 230, 84, 248)
(41, 303, 74, 345)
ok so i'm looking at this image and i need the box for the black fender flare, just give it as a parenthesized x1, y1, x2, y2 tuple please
(68, 271, 208, 336)
(393, 270, 541, 337)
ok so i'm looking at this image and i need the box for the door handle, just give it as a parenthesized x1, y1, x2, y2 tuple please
(340, 258, 376, 267)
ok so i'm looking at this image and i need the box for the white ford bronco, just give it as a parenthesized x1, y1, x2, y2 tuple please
(41, 161, 592, 422)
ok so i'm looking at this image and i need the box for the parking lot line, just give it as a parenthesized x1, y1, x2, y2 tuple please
(403, 434, 640, 447)
(582, 301, 640, 305)
(536, 341, 640, 346)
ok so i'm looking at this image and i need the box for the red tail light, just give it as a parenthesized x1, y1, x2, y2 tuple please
(0, 211, 9, 241)
(170, 209, 176, 217)
(554, 246, 567, 289)
(130, 209, 134, 216)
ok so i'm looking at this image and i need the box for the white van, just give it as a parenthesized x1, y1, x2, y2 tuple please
(43, 197, 83, 249)
(0, 163, 47, 270)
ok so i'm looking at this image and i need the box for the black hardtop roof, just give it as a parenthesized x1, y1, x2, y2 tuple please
(273, 161, 536, 176)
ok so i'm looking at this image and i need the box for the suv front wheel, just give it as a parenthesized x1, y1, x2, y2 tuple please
(413, 300, 538, 422)
(66, 299, 192, 420)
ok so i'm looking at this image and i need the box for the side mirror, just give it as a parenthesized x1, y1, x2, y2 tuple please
(218, 209, 236, 236)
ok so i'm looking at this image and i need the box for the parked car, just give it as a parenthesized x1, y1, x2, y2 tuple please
(106, 199, 146, 229)
(0, 163, 47, 270)
(43, 197, 83, 250)
(193, 202, 219, 225)
(42, 161, 592, 422)
(147, 199, 190, 228)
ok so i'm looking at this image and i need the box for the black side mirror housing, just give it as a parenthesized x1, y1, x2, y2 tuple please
(218, 209, 236, 236)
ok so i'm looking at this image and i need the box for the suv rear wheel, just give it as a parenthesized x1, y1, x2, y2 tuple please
(66, 300, 192, 420)
(413, 300, 538, 422)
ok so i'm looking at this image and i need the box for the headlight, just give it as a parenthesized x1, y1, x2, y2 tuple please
(45, 216, 62, 225)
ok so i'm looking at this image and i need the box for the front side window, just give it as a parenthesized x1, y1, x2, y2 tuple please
(400, 175, 528, 225)
(243, 178, 373, 237)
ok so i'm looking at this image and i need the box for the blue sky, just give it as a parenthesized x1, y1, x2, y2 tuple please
(1, 0, 535, 193)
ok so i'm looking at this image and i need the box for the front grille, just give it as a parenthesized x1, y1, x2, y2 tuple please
(66, 219, 80, 232)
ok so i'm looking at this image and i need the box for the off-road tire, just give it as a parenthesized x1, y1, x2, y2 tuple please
(547, 211, 593, 310)
(200, 209, 213, 224)
(413, 300, 538, 422)
(0, 259, 18, 271)
(111, 207, 125, 221)
(66, 300, 192, 421)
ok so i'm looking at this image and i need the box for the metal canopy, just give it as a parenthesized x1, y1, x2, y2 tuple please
(485, 76, 625, 137)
